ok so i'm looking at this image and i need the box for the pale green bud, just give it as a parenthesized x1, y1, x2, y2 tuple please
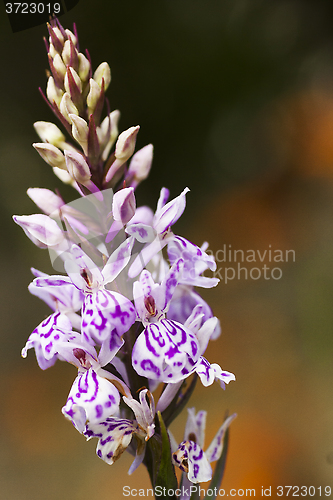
(69, 114, 89, 155)
(93, 62, 111, 90)
(87, 78, 101, 115)
(62, 39, 75, 66)
(99, 110, 120, 161)
(65, 150, 91, 184)
(52, 166, 76, 186)
(49, 42, 57, 58)
(46, 76, 63, 107)
(53, 53, 67, 79)
(33, 143, 66, 169)
(115, 126, 140, 162)
(34, 121, 65, 147)
(78, 53, 90, 82)
(50, 27, 65, 46)
(60, 93, 79, 123)
(64, 67, 82, 94)
(65, 29, 77, 47)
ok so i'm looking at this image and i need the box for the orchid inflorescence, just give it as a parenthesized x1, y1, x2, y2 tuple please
(13, 18, 236, 497)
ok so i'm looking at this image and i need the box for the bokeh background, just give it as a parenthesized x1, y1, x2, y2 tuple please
(2, 0, 333, 498)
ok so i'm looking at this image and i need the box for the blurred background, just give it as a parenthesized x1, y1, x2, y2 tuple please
(1, 0, 333, 498)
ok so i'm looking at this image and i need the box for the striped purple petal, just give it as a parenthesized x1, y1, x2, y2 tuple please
(62, 368, 120, 433)
(132, 319, 199, 382)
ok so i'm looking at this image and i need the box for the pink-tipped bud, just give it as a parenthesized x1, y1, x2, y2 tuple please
(46, 76, 63, 107)
(112, 187, 136, 224)
(93, 62, 111, 90)
(115, 126, 140, 162)
(34, 121, 65, 147)
(78, 53, 90, 82)
(65, 150, 91, 184)
(64, 67, 82, 95)
(127, 144, 153, 184)
(33, 143, 66, 169)
(60, 93, 79, 123)
(69, 115, 89, 155)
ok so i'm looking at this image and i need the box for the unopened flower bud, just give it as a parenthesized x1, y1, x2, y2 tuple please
(78, 53, 90, 82)
(34, 121, 65, 147)
(87, 78, 101, 115)
(64, 67, 82, 95)
(112, 187, 136, 224)
(115, 126, 140, 162)
(49, 26, 65, 48)
(46, 76, 63, 107)
(53, 53, 67, 79)
(62, 39, 74, 66)
(33, 143, 66, 169)
(127, 144, 153, 184)
(65, 29, 77, 47)
(52, 166, 76, 186)
(48, 42, 57, 58)
(69, 114, 89, 155)
(13, 214, 64, 248)
(27, 188, 64, 215)
(98, 110, 120, 160)
(60, 93, 79, 123)
(93, 62, 111, 90)
(65, 150, 91, 184)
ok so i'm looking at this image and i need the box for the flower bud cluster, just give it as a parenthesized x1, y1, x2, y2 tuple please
(14, 18, 235, 491)
(35, 18, 151, 192)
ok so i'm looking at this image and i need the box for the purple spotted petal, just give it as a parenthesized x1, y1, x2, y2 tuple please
(62, 368, 121, 433)
(173, 440, 212, 484)
(195, 357, 235, 388)
(84, 417, 138, 465)
(29, 273, 83, 313)
(168, 236, 218, 286)
(81, 290, 136, 347)
(132, 319, 200, 383)
(21, 312, 73, 370)
(205, 413, 237, 463)
(126, 222, 155, 243)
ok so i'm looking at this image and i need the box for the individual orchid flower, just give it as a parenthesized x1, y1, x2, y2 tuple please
(167, 240, 220, 336)
(59, 342, 129, 433)
(172, 408, 237, 483)
(183, 304, 235, 388)
(126, 187, 190, 278)
(84, 388, 155, 473)
(131, 259, 201, 383)
(33, 238, 136, 365)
